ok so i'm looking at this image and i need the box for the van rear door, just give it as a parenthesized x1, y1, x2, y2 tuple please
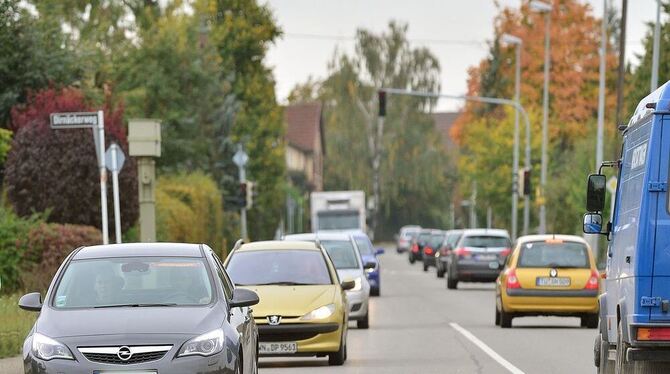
(649, 115, 670, 321)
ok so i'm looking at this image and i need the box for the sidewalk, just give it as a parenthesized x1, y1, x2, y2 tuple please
(0, 356, 22, 373)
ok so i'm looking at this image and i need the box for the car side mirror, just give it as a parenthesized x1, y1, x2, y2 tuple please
(583, 213, 603, 235)
(341, 280, 355, 291)
(586, 174, 607, 212)
(230, 288, 259, 308)
(19, 292, 42, 312)
(363, 261, 376, 270)
(375, 248, 385, 256)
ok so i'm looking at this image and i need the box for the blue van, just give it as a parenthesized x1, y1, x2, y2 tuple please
(585, 82, 670, 373)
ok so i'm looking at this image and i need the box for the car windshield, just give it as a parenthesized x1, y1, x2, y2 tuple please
(321, 240, 360, 269)
(317, 211, 359, 230)
(429, 234, 445, 248)
(518, 241, 590, 269)
(354, 236, 374, 255)
(226, 250, 332, 286)
(53, 257, 213, 309)
(461, 236, 510, 248)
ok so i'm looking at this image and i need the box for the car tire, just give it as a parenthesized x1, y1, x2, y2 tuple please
(370, 287, 380, 297)
(616, 320, 634, 374)
(447, 269, 458, 290)
(357, 313, 370, 329)
(423, 262, 429, 272)
(495, 304, 501, 326)
(409, 254, 415, 264)
(328, 333, 346, 366)
(437, 266, 445, 278)
(597, 333, 614, 374)
(500, 308, 513, 328)
(582, 314, 599, 329)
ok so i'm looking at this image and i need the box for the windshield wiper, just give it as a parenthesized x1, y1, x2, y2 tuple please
(256, 281, 314, 286)
(94, 303, 179, 308)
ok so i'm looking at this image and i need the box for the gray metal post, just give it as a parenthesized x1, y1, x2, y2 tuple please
(111, 145, 122, 244)
(96, 110, 109, 245)
(539, 10, 551, 235)
(652, 0, 662, 92)
(512, 40, 521, 241)
(593, 0, 608, 257)
(239, 166, 248, 240)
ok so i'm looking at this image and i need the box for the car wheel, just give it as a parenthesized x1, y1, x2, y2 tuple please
(582, 314, 599, 329)
(615, 320, 634, 374)
(447, 270, 458, 290)
(495, 304, 501, 326)
(357, 312, 370, 329)
(437, 266, 445, 278)
(370, 287, 380, 297)
(409, 254, 415, 264)
(328, 333, 346, 366)
(500, 308, 513, 328)
(597, 333, 614, 374)
(423, 262, 429, 272)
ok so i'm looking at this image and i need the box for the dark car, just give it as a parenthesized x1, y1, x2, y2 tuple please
(421, 231, 446, 272)
(408, 229, 435, 264)
(435, 230, 463, 278)
(446, 229, 512, 289)
(19, 243, 260, 374)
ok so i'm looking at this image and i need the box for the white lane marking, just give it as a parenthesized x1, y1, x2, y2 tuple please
(450, 322, 525, 374)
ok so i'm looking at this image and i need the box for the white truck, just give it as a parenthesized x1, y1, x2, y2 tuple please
(310, 191, 366, 232)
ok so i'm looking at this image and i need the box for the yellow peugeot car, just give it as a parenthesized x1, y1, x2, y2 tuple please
(495, 235, 600, 329)
(224, 240, 353, 365)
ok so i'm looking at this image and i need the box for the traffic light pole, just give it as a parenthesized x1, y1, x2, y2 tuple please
(239, 166, 248, 241)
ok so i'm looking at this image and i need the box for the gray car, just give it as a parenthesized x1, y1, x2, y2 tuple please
(446, 229, 512, 289)
(19, 243, 260, 374)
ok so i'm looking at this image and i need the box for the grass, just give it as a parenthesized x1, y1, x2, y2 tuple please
(0, 293, 35, 359)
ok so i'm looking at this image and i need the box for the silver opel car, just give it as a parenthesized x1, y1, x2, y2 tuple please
(19, 243, 260, 374)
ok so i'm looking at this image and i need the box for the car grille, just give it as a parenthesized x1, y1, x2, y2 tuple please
(79, 345, 172, 365)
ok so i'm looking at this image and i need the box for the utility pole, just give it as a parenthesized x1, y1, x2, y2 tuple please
(593, 0, 608, 257)
(652, 0, 662, 92)
(233, 145, 249, 240)
(615, 0, 628, 127)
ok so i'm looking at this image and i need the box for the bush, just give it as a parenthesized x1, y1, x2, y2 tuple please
(156, 172, 225, 255)
(0, 293, 35, 359)
(5, 87, 138, 238)
(19, 223, 101, 293)
(0, 207, 39, 293)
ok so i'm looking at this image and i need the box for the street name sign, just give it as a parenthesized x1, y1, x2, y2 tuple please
(50, 112, 99, 129)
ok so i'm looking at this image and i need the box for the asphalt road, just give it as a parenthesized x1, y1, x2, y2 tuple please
(261, 244, 596, 373)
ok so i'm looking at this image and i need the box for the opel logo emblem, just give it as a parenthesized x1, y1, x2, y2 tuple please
(117, 346, 132, 361)
(267, 315, 282, 326)
(549, 269, 558, 278)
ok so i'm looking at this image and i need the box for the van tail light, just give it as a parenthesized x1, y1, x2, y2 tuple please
(411, 243, 419, 253)
(638, 327, 670, 341)
(500, 248, 512, 257)
(506, 268, 521, 289)
(453, 247, 471, 259)
(585, 270, 600, 290)
(424, 247, 434, 256)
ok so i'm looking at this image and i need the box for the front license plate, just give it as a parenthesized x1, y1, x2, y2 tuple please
(536, 277, 570, 287)
(259, 342, 297, 354)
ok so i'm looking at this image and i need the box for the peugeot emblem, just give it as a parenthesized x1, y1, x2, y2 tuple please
(117, 346, 132, 361)
(549, 269, 558, 278)
(267, 315, 282, 326)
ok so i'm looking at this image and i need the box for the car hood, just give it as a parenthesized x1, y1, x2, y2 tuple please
(241, 285, 337, 318)
(36, 305, 223, 338)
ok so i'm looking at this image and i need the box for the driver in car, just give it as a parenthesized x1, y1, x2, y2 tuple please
(94, 272, 124, 305)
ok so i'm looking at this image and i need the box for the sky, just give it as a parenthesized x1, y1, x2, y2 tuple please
(264, 0, 661, 111)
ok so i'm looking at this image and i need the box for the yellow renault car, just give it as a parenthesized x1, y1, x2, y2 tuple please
(224, 240, 353, 365)
(495, 235, 600, 328)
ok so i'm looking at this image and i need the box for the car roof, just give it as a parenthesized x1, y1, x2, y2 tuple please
(73, 243, 203, 260)
(284, 232, 353, 241)
(460, 229, 510, 237)
(516, 235, 589, 246)
(238, 240, 321, 252)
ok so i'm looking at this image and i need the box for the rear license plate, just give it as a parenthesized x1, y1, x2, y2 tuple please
(536, 277, 570, 287)
(475, 254, 497, 261)
(259, 342, 297, 354)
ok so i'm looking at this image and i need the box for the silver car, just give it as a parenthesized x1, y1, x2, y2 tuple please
(284, 232, 373, 329)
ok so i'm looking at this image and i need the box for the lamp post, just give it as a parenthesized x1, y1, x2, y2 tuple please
(501, 33, 523, 241)
(652, 0, 662, 92)
(530, 0, 552, 235)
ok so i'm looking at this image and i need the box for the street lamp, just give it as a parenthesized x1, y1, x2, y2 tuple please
(501, 33, 523, 241)
(530, 0, 552, 235)
(651, 0, 662, 92)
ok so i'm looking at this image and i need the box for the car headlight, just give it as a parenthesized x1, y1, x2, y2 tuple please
(32, 333, 73, 361)
(352, 277, 362, 291)
(301, 304, 335, 321)
(178, 328, 224, 357)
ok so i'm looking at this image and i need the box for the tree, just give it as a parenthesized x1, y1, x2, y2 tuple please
(4, 87, 138, 238)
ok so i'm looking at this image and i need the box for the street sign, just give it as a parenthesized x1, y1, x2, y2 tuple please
(105, 143, 126, 172)
(233, 148, 249, 167)
(607, 177, 618, 194)
(50, 112, 99, 129)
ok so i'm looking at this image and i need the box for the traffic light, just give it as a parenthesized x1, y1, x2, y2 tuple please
(246, 181, 255, 209)
(518, 169, 532, 197)
(239, 182, 247, 208)
(378, 90, 386, 117)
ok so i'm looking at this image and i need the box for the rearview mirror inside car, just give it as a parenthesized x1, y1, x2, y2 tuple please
(230, 288, 259, 308)
(586, 174, 607, 212)
(19, 292, 42, 312)
(583, 213, 603, 235)
(341, 280, 355, 291)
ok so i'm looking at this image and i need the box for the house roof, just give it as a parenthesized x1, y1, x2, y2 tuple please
(285, 102, 323, 153)
(432, 112, 460, 150)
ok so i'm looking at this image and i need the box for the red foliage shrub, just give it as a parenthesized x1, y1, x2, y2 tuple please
(4, 87, 138, 236)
